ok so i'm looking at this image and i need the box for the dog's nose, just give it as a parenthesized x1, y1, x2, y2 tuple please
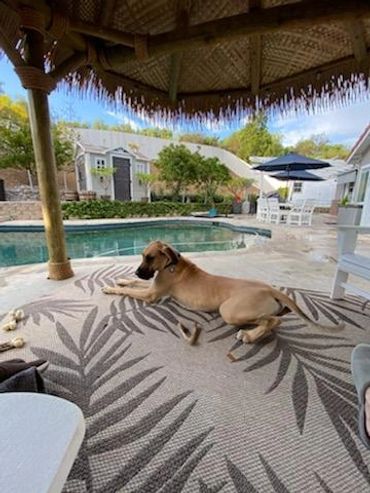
(135, 268, 141, 277)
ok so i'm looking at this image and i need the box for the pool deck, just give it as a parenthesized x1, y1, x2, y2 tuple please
(1, 213, 370, 314)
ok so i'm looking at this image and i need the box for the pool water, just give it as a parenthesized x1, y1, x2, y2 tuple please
(0, 222, 267, 267)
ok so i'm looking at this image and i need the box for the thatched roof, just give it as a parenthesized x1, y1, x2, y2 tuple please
(1, 0, 370, 123)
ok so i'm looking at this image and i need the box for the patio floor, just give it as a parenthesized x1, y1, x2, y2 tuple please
(1, 214, 370, 491)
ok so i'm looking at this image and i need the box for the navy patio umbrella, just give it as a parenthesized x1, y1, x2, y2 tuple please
(271, 170, 325, 181)
(253, 152, 330, 172)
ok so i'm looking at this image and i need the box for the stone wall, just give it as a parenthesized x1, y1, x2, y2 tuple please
(5, 185, 40, 201)
(0, 201, 42, 221)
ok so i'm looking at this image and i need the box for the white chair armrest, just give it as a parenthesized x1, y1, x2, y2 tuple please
(337, 225, 370, 234)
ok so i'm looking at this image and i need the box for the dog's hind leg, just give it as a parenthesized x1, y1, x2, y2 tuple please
(237, 316, 281, 343)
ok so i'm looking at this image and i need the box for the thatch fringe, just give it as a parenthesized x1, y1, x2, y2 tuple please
(59, 64, 370, 129)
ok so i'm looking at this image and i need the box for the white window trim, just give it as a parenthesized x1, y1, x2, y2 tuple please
(94, 156, 107, 170)
(353, 163, 370, 205)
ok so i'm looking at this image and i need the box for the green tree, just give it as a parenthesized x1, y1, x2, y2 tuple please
(179, 133, 220, 147)
(223, 113, 285, 160)
(154, 144, 199, 200)
(195, 155, 230, 205)
(292, 134, 349, 159)
(91, 166, 116, 198)
(0, 94, 74, 177)
(226, 177, 255, 203)
(140, 127, 173, 139)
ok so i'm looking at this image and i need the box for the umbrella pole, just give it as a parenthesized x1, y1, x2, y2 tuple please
(25, 29, 73, 280)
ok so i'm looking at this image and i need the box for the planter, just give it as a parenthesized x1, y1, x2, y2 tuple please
(79, 191, 96, 201)
(232, 200, 243, 214)
(337, 205, 362, 225)
(64, 191, 79, 201)
(241, 200, 250, 214)
(330, 199, 339, 216)
(208, 207, 218, 217)
(100, 195, 111, 201)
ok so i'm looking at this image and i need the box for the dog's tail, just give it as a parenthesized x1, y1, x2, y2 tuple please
(272, 288, 345, 331)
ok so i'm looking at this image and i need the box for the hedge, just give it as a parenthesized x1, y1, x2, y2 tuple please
(62, 200, 232, 220)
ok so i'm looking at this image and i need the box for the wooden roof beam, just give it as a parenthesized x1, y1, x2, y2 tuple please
(69, 19, 135, 48)
(249, 0, 262, 96)
(104, 0, 370, 66)
(250, 35, 262, 96)
(347, 19, 368, 69)
(168, 0, 190, 102)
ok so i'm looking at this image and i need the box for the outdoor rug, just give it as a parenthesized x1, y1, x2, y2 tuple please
(2, 264, 370, 492)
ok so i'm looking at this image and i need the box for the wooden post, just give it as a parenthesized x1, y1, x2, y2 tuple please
(25, 30, 74, 280)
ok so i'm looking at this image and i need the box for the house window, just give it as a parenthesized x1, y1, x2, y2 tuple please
(293, 182, 302, 193)
(137, 163, 146, 174)
(356, 168, 369, 203)
(95, 157, 106, 170)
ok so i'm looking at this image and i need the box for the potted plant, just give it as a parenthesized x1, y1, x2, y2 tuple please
(226, 177, 254, 214)
(91, 166, 116, 200)
(337, 195, 362, 225)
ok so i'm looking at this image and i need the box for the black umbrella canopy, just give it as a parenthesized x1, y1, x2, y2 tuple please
(271, 169, 325, 181)
(254, 152, 330, 171)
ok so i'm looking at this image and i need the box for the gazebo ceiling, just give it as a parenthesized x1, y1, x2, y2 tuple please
(1, 0, 370, 119)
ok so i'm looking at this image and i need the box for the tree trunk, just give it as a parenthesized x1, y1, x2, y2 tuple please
(27, 169, 34, 191)
(63, 171, 68, 191)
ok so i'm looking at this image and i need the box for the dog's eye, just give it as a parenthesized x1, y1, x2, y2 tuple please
(145, 255, 153, 262)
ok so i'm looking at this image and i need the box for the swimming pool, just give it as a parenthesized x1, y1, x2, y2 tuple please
(0, 220, 270, 267)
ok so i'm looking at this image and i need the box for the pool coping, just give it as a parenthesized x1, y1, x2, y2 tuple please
(0, 216, 271, 238)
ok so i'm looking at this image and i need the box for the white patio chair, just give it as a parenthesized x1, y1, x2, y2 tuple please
(268, 198, 287, 224)
(331, 225, 370, 302)
(287, 199, 316, 226)
(256, 197, 269, 222)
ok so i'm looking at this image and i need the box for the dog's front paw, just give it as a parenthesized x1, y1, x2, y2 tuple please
(102, 286, 117, 295)
(236, 329, 251, 344)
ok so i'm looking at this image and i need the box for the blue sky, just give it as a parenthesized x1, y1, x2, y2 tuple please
(1, 56, 369, 148)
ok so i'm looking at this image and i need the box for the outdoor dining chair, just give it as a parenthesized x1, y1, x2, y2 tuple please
(267, 198, 287, 224)
(286, 199, 316, 226)
(256, 197, 269, 222)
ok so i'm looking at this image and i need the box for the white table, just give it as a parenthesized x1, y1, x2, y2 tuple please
(0, 393, 85, 493)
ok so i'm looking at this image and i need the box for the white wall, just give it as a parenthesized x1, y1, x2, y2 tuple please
(76, 128, 278, 193)
(290, 179, 337, 207)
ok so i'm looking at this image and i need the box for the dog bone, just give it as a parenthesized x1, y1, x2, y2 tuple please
(177, 322, 201, 345)
(2, 320, 17, 332)
(0, 337, 25, 352)
(14, 309, 25, 322)
(226, 351, 238, 362)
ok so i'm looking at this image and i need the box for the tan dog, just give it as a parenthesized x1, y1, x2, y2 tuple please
(102, 241, 343, 343)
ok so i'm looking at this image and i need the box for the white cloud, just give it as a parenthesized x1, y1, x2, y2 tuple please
(270, 100, 370, 147)
(105, 111, 142, 131)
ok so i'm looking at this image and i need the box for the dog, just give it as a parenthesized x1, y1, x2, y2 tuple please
(102, 240, 344, 343)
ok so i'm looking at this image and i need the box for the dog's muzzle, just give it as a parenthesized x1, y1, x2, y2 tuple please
(135, 266, 154, 280)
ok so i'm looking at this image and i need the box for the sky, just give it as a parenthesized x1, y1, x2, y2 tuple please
(1, 56, 369, 148)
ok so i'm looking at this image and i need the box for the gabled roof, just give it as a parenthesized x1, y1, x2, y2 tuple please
(347, 124, 370, 164)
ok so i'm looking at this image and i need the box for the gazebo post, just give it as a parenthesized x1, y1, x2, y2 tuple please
(24, 29, 74, 280)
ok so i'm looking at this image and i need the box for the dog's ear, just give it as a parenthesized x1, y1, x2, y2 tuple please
(160, 244, 180, 265)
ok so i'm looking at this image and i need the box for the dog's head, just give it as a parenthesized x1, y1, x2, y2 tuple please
(135, 241, 181, 280)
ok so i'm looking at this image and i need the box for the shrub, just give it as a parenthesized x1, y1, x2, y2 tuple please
(62, 200, 232, 219)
